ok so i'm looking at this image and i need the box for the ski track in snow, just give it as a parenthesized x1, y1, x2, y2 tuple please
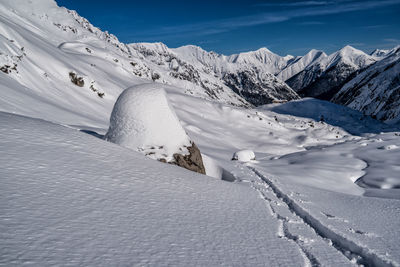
(0, 1, 399, 265)
(255, 187, 321, 267)
(1, 112, 310, 267)
(248, 167, 396, 267)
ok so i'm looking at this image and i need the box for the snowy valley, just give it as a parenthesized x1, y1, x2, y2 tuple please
(1, 0, 400, 266)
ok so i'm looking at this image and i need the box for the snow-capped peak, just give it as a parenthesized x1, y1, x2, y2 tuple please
(277, 49, 327, 81)
(339, 45, 358, 52)
(175, 44, 219, 55)
(171, 44, 223, 66)
(285, 46, 376, 100)
(326, 45, 375, 69)
(302, 45, 376, 73)
(226, 47, 294, 74)
(253, 47, 274, 54)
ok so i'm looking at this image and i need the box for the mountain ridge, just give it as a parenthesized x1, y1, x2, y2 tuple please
(0, 0, 398, 122)
(333, 47, 400, 123)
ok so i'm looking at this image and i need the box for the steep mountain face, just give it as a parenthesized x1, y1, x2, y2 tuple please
(0, 0, 301, 110)
(277, 49, 327, 81)
(134, 44, 300, 106)
(1, 0, 259, 113)
(128, 43, 251, 106)
(333, 47, 400, 124)
(222, 69, 298, 105)
(221, 48, 299, 104)
(370, 48, 391, 59)
(172, 45, 295, 76)
(1, 0, 397, 124)
(369, 46, 400, 59)
(286, 46, 376, 100)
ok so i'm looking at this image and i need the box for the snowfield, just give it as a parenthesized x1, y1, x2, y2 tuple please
(1, 0, 400, 266)
(1, 112, 308, 266)
(1, 94, 399, 266)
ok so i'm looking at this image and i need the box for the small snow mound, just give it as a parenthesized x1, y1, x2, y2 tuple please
(105, 83, 191, 161)
(202, 154, 235, 181)
(232, 150, 256, 162)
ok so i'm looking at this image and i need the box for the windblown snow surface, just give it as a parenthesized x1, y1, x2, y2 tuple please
(2, 92, 400, 266)
(1, 0, 400, 266)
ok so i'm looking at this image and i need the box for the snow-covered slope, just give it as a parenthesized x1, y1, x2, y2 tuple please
(371, 48, 391, 58)
(333, 47, 400, 124)
(0, 0, 301, 110)
(370, 46, 400, 59)
(128, 42, 251, 106)
(277, 49, 327, 81)
(3, 0, 399, 117)
(1, 1, 400, 265)
(2, 99, 400, 266)
(134, 43, 300, 105)
(170, 45, 294, 75)
(0, 0, 251, 119)
(0, 0, 141, 126)
(0, 0, 296, 125)
(286, 46, 376, 100)
(0, 111, 313, 266)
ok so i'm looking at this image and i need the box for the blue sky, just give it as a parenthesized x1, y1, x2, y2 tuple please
(56, 0, 400, 56)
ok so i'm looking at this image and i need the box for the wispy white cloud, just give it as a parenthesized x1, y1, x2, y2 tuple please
(361, 24, 389, 29)
(383, 38, 400, 43)
(298, 21, 325, 25)
(133, 0, 400, 39)
(256, 1, 330, 7)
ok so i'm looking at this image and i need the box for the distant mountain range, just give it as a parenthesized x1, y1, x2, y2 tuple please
(0, 0, 398, 123)
(333, 47, 400, 123)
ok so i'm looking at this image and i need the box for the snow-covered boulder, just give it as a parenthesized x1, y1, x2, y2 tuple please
(232, 150, 256, 162)
(105, 83, 205, 174)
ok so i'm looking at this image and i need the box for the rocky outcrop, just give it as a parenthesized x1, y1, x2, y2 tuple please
(332, 48, 400, 123)
(130, 43, 301, 107)
(223, 70, 299, 106)
(289, 62, 359, 100)
(69, 72, 84, 87)
(172, 142, 206, 174)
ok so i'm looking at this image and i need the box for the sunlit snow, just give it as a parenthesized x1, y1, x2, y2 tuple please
(0, 0, 399, 266)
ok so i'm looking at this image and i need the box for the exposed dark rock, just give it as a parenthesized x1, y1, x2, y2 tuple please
(0, 65, 10, 74)
(130, 43, 291, 105)
(69, 72, 84, 87)
(1, 64, 17, 74)
(287, 62, 359, 100)
(151, 72, 160, 81)
(172, 142, 206, 175)
(286, 63, 324, 92)
(332, 51, 400, 122)
(223, 70, 299, 106)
